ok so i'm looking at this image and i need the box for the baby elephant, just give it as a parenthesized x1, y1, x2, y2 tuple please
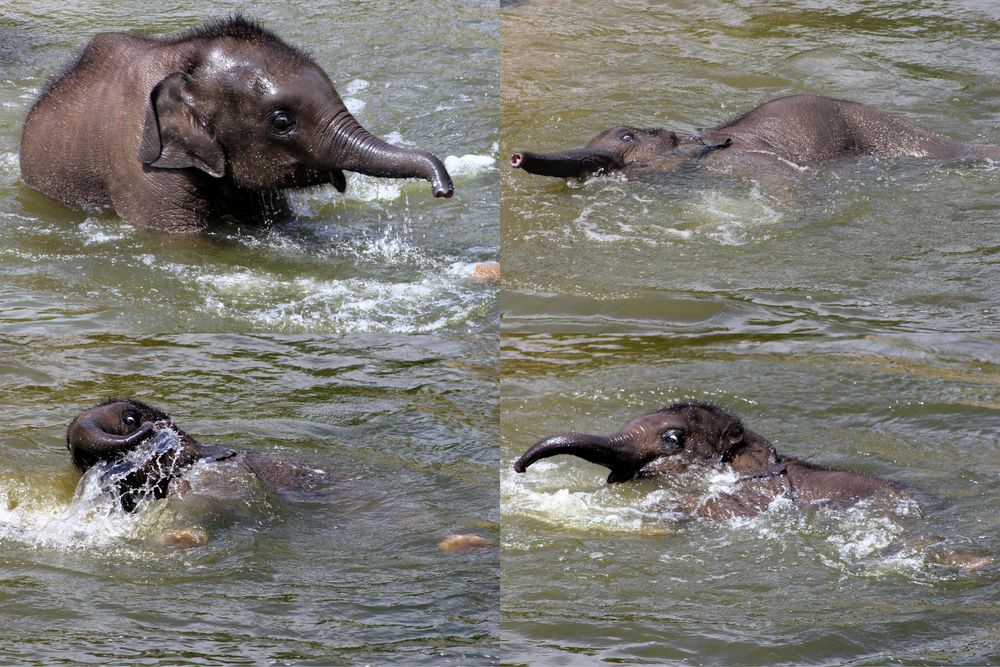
(514, 401, 901, 518)
(20, 16, 453, 232)
(67, 397, 329, 512)
(66, 398, 490, 553)
(511, 93, 1000, 180)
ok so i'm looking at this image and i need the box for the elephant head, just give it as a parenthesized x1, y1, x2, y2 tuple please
(513, 401, 750, 483)
(138, 17, 453, 198)
(511, 127, 731, 178)
(66, 398, 231, 511)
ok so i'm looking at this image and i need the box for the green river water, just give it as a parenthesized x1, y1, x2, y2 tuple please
(500, 1, 999, 665)
(0, 1, 499, 334)
(0, 334, 499, 664)
(501, 0, 998, 336)
(2, 0, 999, 665)
(501, 334, 998, 664)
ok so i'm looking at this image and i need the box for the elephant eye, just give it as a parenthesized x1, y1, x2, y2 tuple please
(621, 133, 634, 143)
(267, 110, 297, 135)
(123, 412, 140, 430)
(661, 428, 684, 447)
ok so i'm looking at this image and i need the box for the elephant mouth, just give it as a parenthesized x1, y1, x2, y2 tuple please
(510, 148, 624, 178)
(329, 169, 347, 193)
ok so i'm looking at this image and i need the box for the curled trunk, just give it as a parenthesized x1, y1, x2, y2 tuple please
(327, 112, 453, 197)
(514, 432, 653, 483)
(67, 417, 156, 471)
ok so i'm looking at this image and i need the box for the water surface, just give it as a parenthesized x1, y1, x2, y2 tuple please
(501, 0, 999, 335)
(501, 333, 999, 665)
(0, 1, 498, 333)
(0, 334, 499, 664)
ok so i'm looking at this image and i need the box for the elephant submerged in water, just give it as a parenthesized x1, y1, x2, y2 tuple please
(514, 401, 993, 571)
(514, 401, 902, 519)
(67, 398, 335, 512)
(20, 16, 453, 232)
(67, 398, 488, 552)
(511, 94, 1000, 181)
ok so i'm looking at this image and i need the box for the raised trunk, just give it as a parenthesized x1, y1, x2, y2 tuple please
(326, 112, 453, 198)
(510, 148, 623, 178)
(514, 432, 652, 483)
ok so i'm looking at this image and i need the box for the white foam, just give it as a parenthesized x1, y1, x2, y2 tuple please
(347, 227, 426, 264)
(443, 154, 496, 178)
(79, 217, 131, 246)
(344, 79, 370, 96)
(0, 475, 145, 554)
(504, 460, 948, 577)
(0, 152, 19, 186)
(343, 98, 366, 116)
(344, 174, 403, 202)
(139, 229, 488, 332)
(688, 185, 783, 246)
(198, 271, 474, 333)
(502, 464, 682, 533)
(383, 130, 410, 147)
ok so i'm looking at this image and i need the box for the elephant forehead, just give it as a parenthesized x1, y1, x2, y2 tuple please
(621, 412, 685, 434)
(588, 126, 635, 144)
(200, 47, 287, 96)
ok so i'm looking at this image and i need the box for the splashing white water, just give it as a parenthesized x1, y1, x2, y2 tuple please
(504, 460, 956, 576)
(689, 185, 784, 246)
(0, 429, 189, 554)
(502, 461, 685, 533)
(0, 473, 144, 553)
(444, 154, 496, 178)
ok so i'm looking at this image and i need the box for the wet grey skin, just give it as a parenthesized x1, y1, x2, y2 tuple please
(66, 398, 325, 512)
(515, 401, 902, 517)
(20, 15, 453, 232)
(510, 94, 1000, 180)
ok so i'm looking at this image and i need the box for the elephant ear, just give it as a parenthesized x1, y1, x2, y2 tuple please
(139, 72, 226, 178)
(718, 418, 746, 463)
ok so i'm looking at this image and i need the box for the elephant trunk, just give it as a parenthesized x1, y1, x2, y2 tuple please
(66, 416, 156, 471)
(513, 431, 653, 483)
(510, 148, 623, 178)
(325, 111, 453, 198)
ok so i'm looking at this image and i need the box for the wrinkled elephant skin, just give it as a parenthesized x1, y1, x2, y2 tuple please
(514, 401, 901, 518)
(512, 94, 1000, 181)
(20, 16, 453, 232)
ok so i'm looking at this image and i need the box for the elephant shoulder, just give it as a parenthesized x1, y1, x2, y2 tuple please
(37, 32, 144, 101)
(80, 31, 151, 65)
(34, 32, 158, 112)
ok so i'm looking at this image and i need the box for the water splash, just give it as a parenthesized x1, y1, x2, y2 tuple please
(0, 473, 145, 554)
(0, 152, 19, 187)
(444, 154, 496, 178)
(502, 461, 685, 533)
(688, 184, 784, 246)
(97, 428, 188, 512)
(0, 429, 191, 555)
(504, 461, 971, 577)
